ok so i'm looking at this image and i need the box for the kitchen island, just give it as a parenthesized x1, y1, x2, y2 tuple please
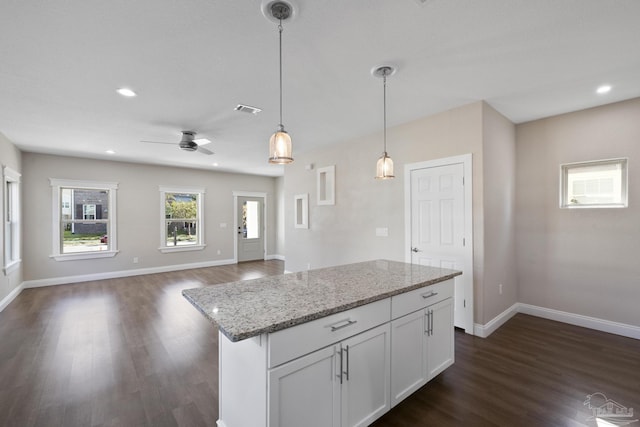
(183, 260, 462, 427)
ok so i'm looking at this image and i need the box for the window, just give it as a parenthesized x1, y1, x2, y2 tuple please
(159, 186, 205, 253)
(3, 166, 21, 275)
(242, 200, 260, 239)
(83, 204, 96, 220)
(560, 158, 628, 208)
(50, 179, 118, 261)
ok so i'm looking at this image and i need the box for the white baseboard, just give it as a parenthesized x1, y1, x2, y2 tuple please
(474, 303, 519, 338)
(476, 302, 640, 340)
(265, 254, 285, 261)
(22, 258, 237, 289)
(0, 282, 25, 312)
(518, 303, 640, 340)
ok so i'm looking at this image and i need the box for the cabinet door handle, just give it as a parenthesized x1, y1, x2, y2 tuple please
(421, 291, 438, 300)
(329, 319, 357, 332)
(429, 310, 434, 336)
(337, 348, 343, 384)
(344, 345, 350, 381)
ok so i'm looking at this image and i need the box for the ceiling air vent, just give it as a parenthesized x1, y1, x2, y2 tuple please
(234, 104, 262, 115)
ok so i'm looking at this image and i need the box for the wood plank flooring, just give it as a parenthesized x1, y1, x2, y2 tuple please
(1, 260, 638, 427)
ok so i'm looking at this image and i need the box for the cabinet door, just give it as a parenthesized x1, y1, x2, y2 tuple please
(341, 323, 391, 427)
(390, 309, 428, 407)
(268, 345, 340, 427)
(426, 297, 454, 380)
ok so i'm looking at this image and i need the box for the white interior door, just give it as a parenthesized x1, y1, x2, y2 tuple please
(409, 162, 468, 330)
(237, 195, 264, 262)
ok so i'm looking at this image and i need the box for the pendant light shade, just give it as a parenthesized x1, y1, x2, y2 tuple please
(269, 126, 293, 164)
(268, 2, 294, 164)
(376, 152, 394, 179)
(373, 65, 396, 179)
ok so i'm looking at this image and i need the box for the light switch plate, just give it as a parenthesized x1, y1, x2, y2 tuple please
(376, 227, 389, 237)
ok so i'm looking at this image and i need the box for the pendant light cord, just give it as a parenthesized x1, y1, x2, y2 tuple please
(383, 72, 387, 154)
(278, 21, 284, 129)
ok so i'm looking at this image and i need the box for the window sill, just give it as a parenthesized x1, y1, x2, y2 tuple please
(561, 204, 627, 209)
(3, 259, 21, 275)
(158, 244, 206, 254)
(50, 250, 119, 261)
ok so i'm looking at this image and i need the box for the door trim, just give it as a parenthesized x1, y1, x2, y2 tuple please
(404, 154, 474, 335)
(233, 191, 268, 263)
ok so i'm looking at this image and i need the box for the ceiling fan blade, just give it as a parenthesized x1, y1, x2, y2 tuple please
(197, 146, 214, 155)
(141, 140, 176, 145)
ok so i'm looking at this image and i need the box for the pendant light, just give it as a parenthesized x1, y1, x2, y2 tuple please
(373, 65, 396, 179)
(268, 2, 294, 164)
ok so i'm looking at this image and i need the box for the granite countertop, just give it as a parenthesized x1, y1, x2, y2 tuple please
(182, 259, 462, 342)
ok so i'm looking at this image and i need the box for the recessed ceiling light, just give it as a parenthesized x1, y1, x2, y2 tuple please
(596, 85, 612, 94)
(116, 88, 137, 97)
(212, 163, 219, 167)
(105, 149, 115, 154)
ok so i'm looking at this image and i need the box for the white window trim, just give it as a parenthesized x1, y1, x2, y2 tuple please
(159, 185, 206, 253)
(49, 178, 119, 261)
(559, 158, 628, 209)
(3, 166, 21, 275)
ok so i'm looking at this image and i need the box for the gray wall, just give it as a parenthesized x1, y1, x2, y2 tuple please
(284, 101, 517, 324)
(22, 153, 278, 282)
(516, 98, 640, 327)
(0, 132, 23, 302)
(482, 105, 518, 324)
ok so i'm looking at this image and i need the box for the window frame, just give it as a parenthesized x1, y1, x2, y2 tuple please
(49, 178, 119, 261)
(3, 166, 21, 275)
(560, 158, 628, 209)
(159, 186, 206, 253)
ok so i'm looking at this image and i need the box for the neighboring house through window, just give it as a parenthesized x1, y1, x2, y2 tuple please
(159, 186, 205, 253)
(3, 166, 21, 275)
(50, 178, 118, 261)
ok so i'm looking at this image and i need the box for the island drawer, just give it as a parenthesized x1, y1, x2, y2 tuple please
(391, 279, 453, 320)
(267, 298, 391, 368)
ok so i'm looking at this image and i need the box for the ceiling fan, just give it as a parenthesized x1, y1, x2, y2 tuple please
(141, 131, 214, 155)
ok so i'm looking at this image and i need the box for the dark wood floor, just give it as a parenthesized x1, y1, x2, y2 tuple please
(1, 260, 638, 427)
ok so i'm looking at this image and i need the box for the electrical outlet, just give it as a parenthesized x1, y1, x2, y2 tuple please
(306, 262, 311, 270)
(217, 249, 221, 255)
(499, 283, 503, 295)
(133, 257, 139, 264)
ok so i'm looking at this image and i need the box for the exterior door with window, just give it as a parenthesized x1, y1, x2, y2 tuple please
(237, 196, 264, 262)
(410, 163, 466, 329)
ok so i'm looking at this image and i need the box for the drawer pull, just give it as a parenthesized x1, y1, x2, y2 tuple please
(329, 319, 358, 332)
(421, 291, 438, 299)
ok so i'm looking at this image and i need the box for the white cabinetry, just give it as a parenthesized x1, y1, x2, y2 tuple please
(426, 298, 454, 380)
(390, 280, 454, 407)
(268, 345, 340, 427)
(268, 324, 390, 427)
(216, 279, 454, 427)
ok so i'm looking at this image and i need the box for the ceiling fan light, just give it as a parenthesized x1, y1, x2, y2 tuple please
(269, 128, 293, 164)
(375, 152, 395, 179)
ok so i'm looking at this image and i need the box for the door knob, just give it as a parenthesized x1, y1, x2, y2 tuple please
(411, 247, 421, 253)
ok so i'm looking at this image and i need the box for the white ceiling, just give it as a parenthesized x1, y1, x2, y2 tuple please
(1, 0, 639, 177)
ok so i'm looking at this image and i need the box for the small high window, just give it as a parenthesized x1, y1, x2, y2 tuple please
(560, 158, 628, 208)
